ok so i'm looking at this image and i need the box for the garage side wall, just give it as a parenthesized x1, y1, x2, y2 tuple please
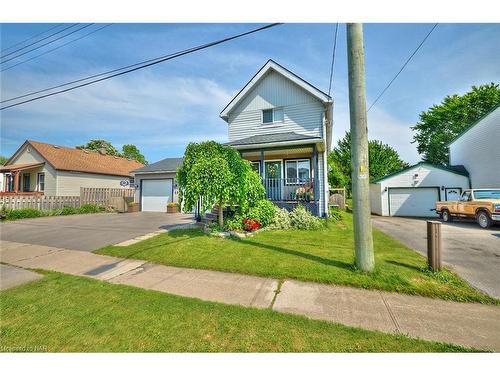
(376, 164, 470, 216)
(370, 183, 383, 215)
(134, 172, 178, 205)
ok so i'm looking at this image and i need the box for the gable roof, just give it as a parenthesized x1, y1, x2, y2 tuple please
(133, 157, 184, 174)
(7, 140, 144, 177)
(220, 59, 332, 121)
(372, 161, 469, 183)
(448, 103, 500, 147)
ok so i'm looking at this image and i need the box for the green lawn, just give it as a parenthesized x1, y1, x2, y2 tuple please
(0, 272, 475, 352)
(97, 212, 497, 304)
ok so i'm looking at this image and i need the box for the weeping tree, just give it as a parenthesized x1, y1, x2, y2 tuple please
(177, 141, 265, 227)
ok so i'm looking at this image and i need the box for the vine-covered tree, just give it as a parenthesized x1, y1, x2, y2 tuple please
(177, 141, 264, 227)
(412, 83, 500, 165)
(328, 131, 408, 193)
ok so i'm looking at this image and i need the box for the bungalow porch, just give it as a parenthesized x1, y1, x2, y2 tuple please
(0, 162, 46, 196)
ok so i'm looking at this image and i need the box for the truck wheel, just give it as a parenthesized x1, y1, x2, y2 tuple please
(441, 210, 452, 222)
(476, 211, 492, 229)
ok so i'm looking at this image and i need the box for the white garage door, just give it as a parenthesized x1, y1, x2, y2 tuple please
(141, 179, 172, 212)
(389, 188, 439, 217)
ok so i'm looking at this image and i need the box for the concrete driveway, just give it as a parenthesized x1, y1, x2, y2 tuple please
(0, 212, 194, 252)
(372, 216, 500, 298)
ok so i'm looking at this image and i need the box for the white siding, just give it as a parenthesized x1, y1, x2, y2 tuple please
(449, 107, 500, 188)
(371, 164, 470, 216)
(56, 171, 126, 196)
(370, 183, 382, 215)
(228, 71, 324, 141)
(8, 145, 57, 196)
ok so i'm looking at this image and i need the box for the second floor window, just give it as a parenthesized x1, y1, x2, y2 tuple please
(262, 108, 284, 124)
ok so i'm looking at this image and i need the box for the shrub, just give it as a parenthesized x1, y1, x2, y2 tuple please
(269, 208, 291, 230)
(78, 204, 104, 214)
(242, 218, 261, 232)
(289, 205, 322, 230)
(245, 199, 277, 227)
(224, 215, 243, 231)
(4, 208, 43, 220)
(59, 206, 79, 215)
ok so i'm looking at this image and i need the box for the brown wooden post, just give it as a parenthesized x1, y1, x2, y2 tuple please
(13, 171, 20, 193)
(427, 220, 442, 271)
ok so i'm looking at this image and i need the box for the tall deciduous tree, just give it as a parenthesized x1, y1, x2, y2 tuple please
(328, 132, 408, 193)
(121, 144, 147, 165)
(177, 141, 264, 227)
(0, 156, 8, 165)
(412, 83, 500, 165)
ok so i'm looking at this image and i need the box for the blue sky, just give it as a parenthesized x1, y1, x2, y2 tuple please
(1, 23, 499, 164)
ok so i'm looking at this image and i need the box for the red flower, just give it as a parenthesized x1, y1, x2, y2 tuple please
(242, 218, 261, 232)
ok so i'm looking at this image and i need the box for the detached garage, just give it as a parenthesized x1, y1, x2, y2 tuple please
(370, 162, 470, 217)
(132, 157, 183, 212)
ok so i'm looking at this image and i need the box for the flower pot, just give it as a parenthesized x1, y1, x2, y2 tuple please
(127, 204, 139, 213)
(166, 204, 178, 214)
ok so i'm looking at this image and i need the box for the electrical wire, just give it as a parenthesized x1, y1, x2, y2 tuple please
(367, 23, 438, 112)
(328, 23, 339, 97)
(1, 23, 282, 111)
(1, 24, 113, 72)
(1, 24, 94, 64)
(1, 24, 77, 58)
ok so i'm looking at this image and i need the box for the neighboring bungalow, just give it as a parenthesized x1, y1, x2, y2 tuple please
(449, 104, 500, 188)
(221, 59, 333, 216)
(0, 140, 143, 196)
(132, 157, 183, 212)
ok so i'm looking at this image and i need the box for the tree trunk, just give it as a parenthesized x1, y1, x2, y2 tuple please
(218, 202, 224, 227)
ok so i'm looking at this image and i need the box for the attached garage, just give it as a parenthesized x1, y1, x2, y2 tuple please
(370, 162, 470, 217)
(132, 157, 184, 212)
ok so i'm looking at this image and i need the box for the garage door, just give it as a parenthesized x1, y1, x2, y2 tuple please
(389, 188, 439, 217)
(141, 179, 173, 212)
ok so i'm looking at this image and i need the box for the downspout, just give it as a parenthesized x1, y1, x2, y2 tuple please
(322, 104, 332, 216)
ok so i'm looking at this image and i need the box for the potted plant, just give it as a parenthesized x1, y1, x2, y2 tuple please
(127, 202, 139, 213)
(166, 202, 178, 213)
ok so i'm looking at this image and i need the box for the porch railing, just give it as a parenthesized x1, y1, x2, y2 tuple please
(263, 178, 316, 202)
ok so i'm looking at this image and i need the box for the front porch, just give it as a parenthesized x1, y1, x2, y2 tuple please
(239, 144, 323, 216)
(0, 162, 46, 196)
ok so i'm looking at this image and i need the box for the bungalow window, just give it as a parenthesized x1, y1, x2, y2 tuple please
(37, 173, 45, 192)
(262, 108, 284, 124)
(285, 159, 311, 183)
(22, 173, 31, 192)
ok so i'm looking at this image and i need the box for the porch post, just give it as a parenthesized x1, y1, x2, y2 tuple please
(260, 150, 264, 176)
(313, 144, 320, 215)
(13, 171, 20, 193)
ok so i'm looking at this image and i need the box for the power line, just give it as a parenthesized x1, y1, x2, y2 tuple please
(367, 23, 438, 112)
(1, 24, 77, 59)
(1, 24, 94, 64)
(1, 23, 282, 111)
(1, 23, 63, 53)
(328, 22, 339, 96)
(1, 24, 113, 72)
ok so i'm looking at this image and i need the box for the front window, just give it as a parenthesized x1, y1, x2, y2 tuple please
(22, 173, 31, 192)
(473, 189, 500, 200)
(250, 161, 261, 175)
(37, 173, 45, 192)
(285, 159, 311, 183)
(262, 108, 284, 124)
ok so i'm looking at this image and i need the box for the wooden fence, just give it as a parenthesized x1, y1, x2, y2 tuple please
(80, 187, 135, 206)
(0, 195, 80, 210)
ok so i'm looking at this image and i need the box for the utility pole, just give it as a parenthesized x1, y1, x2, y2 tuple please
(346, 23, 374, 272)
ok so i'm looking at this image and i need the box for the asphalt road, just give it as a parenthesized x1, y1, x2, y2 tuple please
(372, 216, 500, 299)
(0, 212, 194, 252)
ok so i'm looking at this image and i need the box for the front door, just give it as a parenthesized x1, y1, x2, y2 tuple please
(22, 173, 30, 192)
(264, 161, 282, 201)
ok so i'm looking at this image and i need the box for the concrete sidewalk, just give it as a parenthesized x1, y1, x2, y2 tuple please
(1, 240, 499, 351)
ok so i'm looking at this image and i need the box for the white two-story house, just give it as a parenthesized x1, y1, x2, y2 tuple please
(220, 60, 333, 216)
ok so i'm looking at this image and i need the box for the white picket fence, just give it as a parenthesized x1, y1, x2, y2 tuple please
(0, 195, 80, 210)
